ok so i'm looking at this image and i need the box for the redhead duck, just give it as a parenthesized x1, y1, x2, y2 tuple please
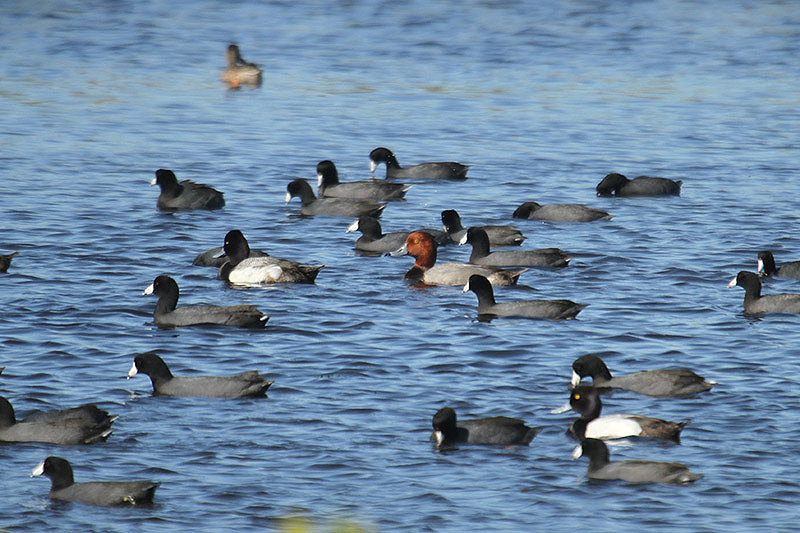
(127, 352, 272, 398)
(572, 439, 702, 485)
(217, 230, 323, 284)
(150, 169, 224, 211)
(390, 232, 524, 286)
(31, 457, 159, 506)
(463, 274, 586, 320)
(142, 275, 269, 329)
(553, 385, 689, 443)
(596, 173, 681, 197)
(431, 407, 541, 449)
(1, 397, 115, 445)
(441, 209, 525, 246)
(369, 147, 469, 180)
(757, 251, 800, 279)
(460, 227, 570, 268)
(728, 270, 800, 314)
(285, 179, 386, 217)
(0, 251, 19, 273)
(570, 354, 715, 397)
(512, 202, 611, 222)
(317, 160, 410, 201)
(220, 44, 262, 87)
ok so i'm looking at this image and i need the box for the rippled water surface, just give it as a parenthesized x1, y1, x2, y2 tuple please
(2, 1, 800, 531)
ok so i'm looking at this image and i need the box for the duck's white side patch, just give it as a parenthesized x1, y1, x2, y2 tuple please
(585, 414, 642, 439)
(229, 263, 283, 284)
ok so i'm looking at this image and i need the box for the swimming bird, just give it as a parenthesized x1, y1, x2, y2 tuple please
(390, 232, 525, 286)
(0, 251, 19, 273)
(441, 209, 525, 246)
(317, 160, 410, 201)
(460, 227, 570, 268)
(346, 216, 412, 255)
(127, 352, 273, 398)
(512, 202, 612, 222)
(221, 44, 262, 87)
(431, 407, 541, 449)
(462, 274, 586, 320)
(142, 275, 269, 328)
(150, 169, 225, 211)
(595, 172, 681, 197)
(31, 456, 159, 506)
(285, 178, 386, 217)
(0, 396, 115, 445)
(757, 251, 800, 279)
(555, 385, 689, 443)
(728, 270, 800, 314)
(369, 147, 469, 180)
(346, 216, 448, 255)
(570, 354, 715, 397)
(217, 229, 323, 284)
(572, 438, 702, 484)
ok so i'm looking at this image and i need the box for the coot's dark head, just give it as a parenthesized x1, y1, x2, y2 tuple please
(441, 209, 463, 232)
(151, 169, 179, 191)
(727, 270, 761, 296)
(0, 396, 18, 425)
(512, 202, 541, 219)
(431, 407, 459, 447)
(571, 355, 613, 387)
(128, 352, 173, 381)
(462, 274, 493, 296)
(285, 178, 315, 203)
(316, 160, 339, 186)
(346, 215, 382, 237)
(571, 438, 610, 464)
(369, 147, 398, 171)
(31, 456, 74, 490)
(757, 251, 777, 277)
(142, 275, 180, 313)
(459, 227, 490, 247)
(596, 173, 629, 196)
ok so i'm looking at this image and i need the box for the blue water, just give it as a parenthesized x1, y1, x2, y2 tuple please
(2, 1, 800, 531)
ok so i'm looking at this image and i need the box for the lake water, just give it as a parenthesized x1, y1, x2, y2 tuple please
(2, 0, 800, 531)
